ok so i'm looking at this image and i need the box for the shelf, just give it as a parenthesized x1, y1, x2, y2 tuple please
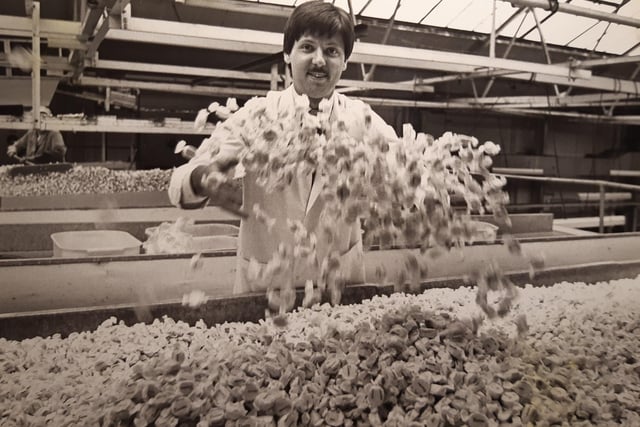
(0, 115, 215, 135)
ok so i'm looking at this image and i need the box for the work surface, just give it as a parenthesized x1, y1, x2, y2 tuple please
(1, 232, 639, 340)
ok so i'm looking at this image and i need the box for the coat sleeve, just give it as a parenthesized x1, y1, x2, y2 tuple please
(168, 97, 265, 209)
(49, 131, 66, 159)
(12, 131, 30, 155)
(368, 108, 398, 142)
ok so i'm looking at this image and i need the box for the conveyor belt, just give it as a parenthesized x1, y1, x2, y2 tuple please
(2, 233, 640, 314)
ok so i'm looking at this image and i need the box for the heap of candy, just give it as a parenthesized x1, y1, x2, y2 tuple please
(198, 96, 534, 316)
(0, 165, 170, 197)
(1, 276, 639, 426)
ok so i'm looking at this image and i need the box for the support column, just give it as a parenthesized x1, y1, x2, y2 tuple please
(30, 1, 41, 129)
(489, 0, 497, 59)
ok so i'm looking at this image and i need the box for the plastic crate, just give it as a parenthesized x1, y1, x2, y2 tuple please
(51, 230, 141, 258)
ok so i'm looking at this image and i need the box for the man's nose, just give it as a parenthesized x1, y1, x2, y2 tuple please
(311, 48, 326, 66)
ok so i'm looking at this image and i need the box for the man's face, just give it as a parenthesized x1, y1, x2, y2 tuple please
(284, 32, 347, 104)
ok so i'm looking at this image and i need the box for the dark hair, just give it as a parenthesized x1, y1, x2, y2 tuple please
(283, 1, 355, 60)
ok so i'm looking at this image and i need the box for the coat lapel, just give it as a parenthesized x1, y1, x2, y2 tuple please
(304, 93, 346, 215)
(305, 172, 324, 215)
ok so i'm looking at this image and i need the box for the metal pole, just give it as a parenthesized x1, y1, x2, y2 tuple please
(490, 0, 497, 59)
(31, 1, 41, 130)
(529, 7, 560, 97)
(3, 41, 11, 76)
(364, 0, 401, 81)
(346, 0, 367, 80)
(482, 8, 529, 97)
(270, 63, 278, 91)
(599, 184, 605, 233)
(101, 132, 107, 162)
(501, 0, 640, 28)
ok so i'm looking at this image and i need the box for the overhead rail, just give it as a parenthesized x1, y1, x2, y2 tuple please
(503, 0, 640, 28)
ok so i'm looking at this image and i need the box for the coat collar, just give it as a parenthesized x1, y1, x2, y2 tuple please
(287, 85, 338, 118)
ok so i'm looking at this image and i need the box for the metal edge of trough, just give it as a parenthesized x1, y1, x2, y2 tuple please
(1, 260, 639, 341)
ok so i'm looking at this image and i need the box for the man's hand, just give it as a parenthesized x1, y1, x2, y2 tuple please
(6, 144, 17, 157)
(190, 157, 238, 197)
(190, 156, 247, 218)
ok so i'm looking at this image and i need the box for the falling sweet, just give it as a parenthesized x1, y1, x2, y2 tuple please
(192, 95, 529, 321)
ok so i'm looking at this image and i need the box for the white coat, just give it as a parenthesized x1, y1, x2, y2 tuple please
(169, 85, 397, 294)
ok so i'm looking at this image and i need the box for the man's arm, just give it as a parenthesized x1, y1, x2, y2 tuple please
(168, 101, 256, 209)
(7, 131, 30, 157)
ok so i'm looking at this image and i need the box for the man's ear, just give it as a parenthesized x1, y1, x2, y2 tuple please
(283, 53, 291, 65)
(342, 61, 348, 71)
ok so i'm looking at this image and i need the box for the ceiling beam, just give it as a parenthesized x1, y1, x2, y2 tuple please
(93, 59, 273, 81)
(106, 18, 282, 55)
(78, 76, 269, 98)
(87, 59, 434, 93)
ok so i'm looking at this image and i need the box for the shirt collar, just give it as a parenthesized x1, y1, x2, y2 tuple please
(289, 85, 337, 116)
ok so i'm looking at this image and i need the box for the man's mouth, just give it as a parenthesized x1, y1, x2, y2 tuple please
(308, 70, 328, 79)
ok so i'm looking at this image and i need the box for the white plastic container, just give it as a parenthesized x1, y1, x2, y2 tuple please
(472, 221, 499, 243)
(51, 230, 141, 258)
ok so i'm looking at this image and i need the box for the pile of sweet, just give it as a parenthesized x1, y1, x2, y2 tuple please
(1, 276, 639, 426)
(0, 165, 170, 197)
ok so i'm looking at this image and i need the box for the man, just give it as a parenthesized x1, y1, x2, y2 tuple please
(7, 107, 66, 164)
(169, 1, 397, 293)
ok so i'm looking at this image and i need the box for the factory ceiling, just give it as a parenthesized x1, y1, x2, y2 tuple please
(0, 0, 639, 125)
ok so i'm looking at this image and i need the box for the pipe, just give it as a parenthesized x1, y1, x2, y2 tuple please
(495, 173, 640, 192)
(502, 0, 640, 28)
(571, 55, 640, 69)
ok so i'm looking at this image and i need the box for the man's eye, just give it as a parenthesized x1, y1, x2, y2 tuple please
(301, 44, 314, 52)
(326, 47, 340, 57)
